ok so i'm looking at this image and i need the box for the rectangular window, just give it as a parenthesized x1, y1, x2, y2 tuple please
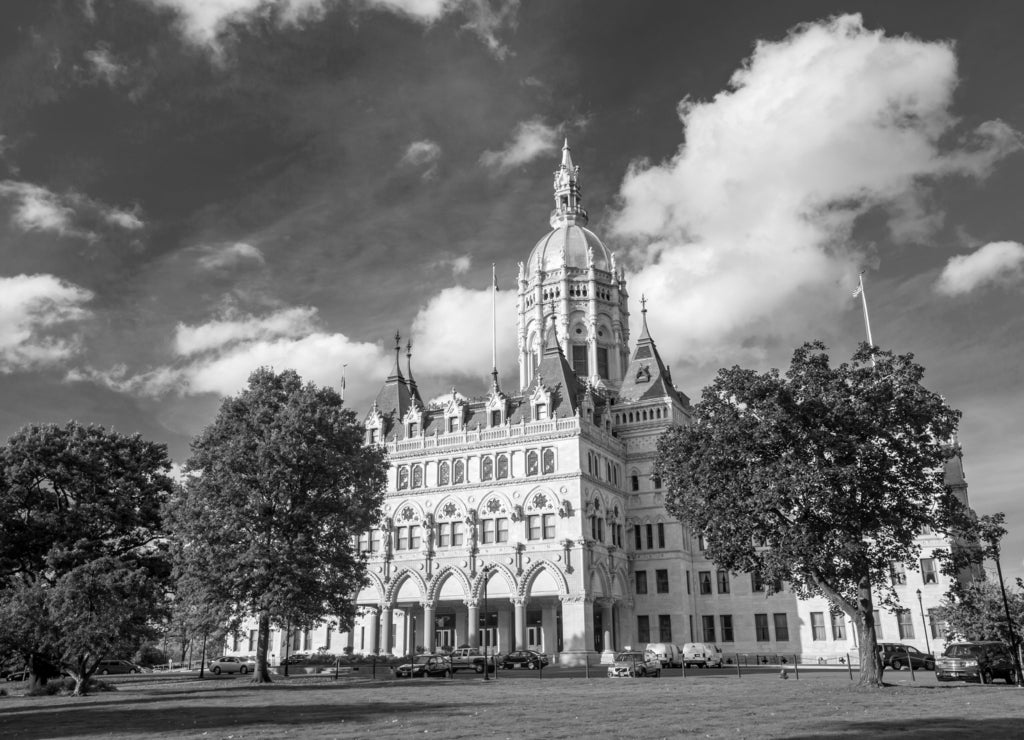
(656, 569, 670, 594)
(590, 516, 598, 540)
(716, 570, 730, 594)
(481, 519, 495, 544)
(630, 475, 639, 491)
(637, 615, 650, 643)
(873, 609, 883, 640)
(527, 515, 541, 541)
(651, 473, 661, 489)
(810, 612, 826, 641)
(452, 521, 464, 546)
(535, 403, 547, 421)
(303, 630, 311, 651)
(751, 572, 764, 592)
(697, 534, 706, 551)
(490, 410, 502, 427)
(597, 519, 605, 542)
(635, 570, 648, 595)
(701, 615, 716, 642)
(249, 630, 257, 652)
(657, 523, 665, 548)
(831, 613, 847, 641)
(889, 561, 907, 586)
(395, 526, 407, 550)
(773, 613, 790, 642)
(659, 614, 672, 642)
(634, 526, 642, 551)
(897, 609, 915, 639)
(370, 530, 381, 552)
(928, 608, 947, 639)
(755, 613, 770, 642)
(496, 518, 508, 543)
(409, 525, 421, 549)
(438, 523, 450, 547)
(699, 571, 712, 595)
(597, 347, 609, 379)
(920, 558, 938, 585)
(232, 633, 241, 651)
(542, 514, 555, 539)
(368, 428, 378, 444)
(325, 625, 333, 649)
(685, 570, 691, 595)
(646, 524, 654, 550)
(720, 615, 734, 642)
(447, 417, 458, 433)
(408, 422, 418, 437)
(572, 344, 589, 377)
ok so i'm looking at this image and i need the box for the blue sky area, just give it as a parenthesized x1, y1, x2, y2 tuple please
(1, 1, 1022, 581)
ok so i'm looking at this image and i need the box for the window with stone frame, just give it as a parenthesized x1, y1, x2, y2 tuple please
(897, 609, 915, 639)
(755, 613, 770, 641)
(635, 570, 648, 595)
(395, 526, 407, 550)
(526, 450, 539, 476)
(438, 461, 450, 486)
(928, 608, 947, 639)
(411, 464, 423, 489)
(659, 614, 672, 642)
(889, 561, 907, 585)
(408, 525, 421, 549)
(716, 570, 730, 594)
(534, 403, 547, 421)
(751, 572, 764, 592)
(773, 613, 790, 641)
(597, 347, 609, 379)
(646, 524, 654, 549)
(657, 523, 665, 548)
(453, 460, 465, 484)
(572, 344, 588, 377)
(920, 557, 938, 585)
(701, 615, 716, 642)
(481, 456, 493, 481)
(630, 474, 639, 491)
(637, 615, 650, 643)
(699, 571, 712, 595)
(633, 525, 642, 551)
(831, 612, 847, 640)
(397, 467, 409, 490)
(810, 612, 826, 640)
(720, 615, 734, 642)
(656, 568, 669, 594)
(496, 454, 509, 480)
(542, 448, 555, 474)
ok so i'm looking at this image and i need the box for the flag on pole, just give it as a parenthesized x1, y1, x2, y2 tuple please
(852, 283, 863, 298)
(492, 263, 499, 291)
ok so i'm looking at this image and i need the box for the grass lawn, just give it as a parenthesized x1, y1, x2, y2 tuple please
(2, 672, 1022, 739)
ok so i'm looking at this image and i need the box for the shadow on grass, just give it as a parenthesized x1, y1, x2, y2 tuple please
(0, 698, 450, 739)
(791, 717, 1023, 738)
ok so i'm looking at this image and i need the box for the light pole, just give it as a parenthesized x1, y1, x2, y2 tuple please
(916, 589, 931, 656)
(992, 547, 1024, 686)
(482, 564, 492, 682)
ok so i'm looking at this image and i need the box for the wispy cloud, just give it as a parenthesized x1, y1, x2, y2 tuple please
(83, 47, 127, 86)
(937, 241, 1024, 296)
(611, 14, 1022, 367)
(400, 139, 442, 179)
(196, 241, 266, 271)
(0, 274, 93, 372)
(480, 118, 560, 173)
(0, 180, 144, 239)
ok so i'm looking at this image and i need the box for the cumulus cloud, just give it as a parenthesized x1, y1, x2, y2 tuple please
(611, 14, 1022, 366)
(0, 180, 145, 238)
(410, 285, 518, 380)
(196, 241, 266, 271)
(0, 274, 93, 372)
(400, 139, 442, 178)
(936, 241, 1024, 296)
(144, 0, 519, 57)
(83, 47, 127, 86)
(77, 305, 387, 399)
(480, 118, 560, 173)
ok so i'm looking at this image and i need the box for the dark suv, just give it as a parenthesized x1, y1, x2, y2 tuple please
(935, 641, 1016, 684)
(878, 643, 934, 671)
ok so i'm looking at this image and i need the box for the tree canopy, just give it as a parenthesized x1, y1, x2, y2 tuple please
(166, 368, 388, 682)
(0, 422, 173, 693)
(656, 342, 969, 687)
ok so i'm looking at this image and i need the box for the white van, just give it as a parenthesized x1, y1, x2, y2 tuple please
(645, 642, 681, 668)
(682, 642, 723, 668)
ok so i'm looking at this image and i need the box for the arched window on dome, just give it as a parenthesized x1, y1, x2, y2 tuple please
(496, 454, 509, 480)
(453, 459, 465, 485)
(526, 450, 539, 476)
(397, 466, 409, 490)
(438, 461, 450, 486)
(411, 464, 423, 489)
(542, 448, 556, 475)
(481, 456, 494, 482)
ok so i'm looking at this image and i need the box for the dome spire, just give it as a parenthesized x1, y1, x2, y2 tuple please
(550, 139, 587, 228)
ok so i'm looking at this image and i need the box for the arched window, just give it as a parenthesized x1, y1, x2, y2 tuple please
(526, 451, 539, 476)
(438, 461, 450, 486)
(481, 456, 493, 481)
(496, 454, 509, 480)
(542, 449, 556, 475)
(453, 460, 465, 485)
(397, 467, 409, 490)
(411, 464, 423, 489)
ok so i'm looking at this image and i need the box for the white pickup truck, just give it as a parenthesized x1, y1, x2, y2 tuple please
(448, 647, 496, 674)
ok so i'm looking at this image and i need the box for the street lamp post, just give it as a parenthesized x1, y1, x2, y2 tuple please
(992, 548, 1024, 686)
(916, 589, 931, 656)
(482, 564, 492, 682)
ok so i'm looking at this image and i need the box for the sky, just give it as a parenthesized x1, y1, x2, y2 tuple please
(1, 1, 1022, 579)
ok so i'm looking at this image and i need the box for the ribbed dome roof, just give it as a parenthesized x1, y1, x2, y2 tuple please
(527, 224, 612, 274)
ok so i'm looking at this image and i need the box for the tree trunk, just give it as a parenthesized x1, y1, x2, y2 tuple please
(252, 610, 273, 683)
(27, 652, 50, 692)
(855, 577, 884, 687)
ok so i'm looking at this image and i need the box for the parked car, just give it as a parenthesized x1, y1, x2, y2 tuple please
(878, 643, 934, 671)
(96, 659, 142, 675)
(394, 654, 452, 678)
(645, 642, 681, 668)
(501, 650, 549, 670)
(935, 641, 1016, 684)
(5, 670, 28, 682)
(682, 642, 724, 668)
(208, 656, 254, 675)
(608, 651, 662, 678)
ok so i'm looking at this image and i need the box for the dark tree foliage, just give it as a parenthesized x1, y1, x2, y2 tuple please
(0, 422, 173, 694)
(656, 342, 968, 687)
(937, 580, 1024, 644)
(166, 368, 388, 683)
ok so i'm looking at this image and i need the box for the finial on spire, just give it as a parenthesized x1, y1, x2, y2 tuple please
(394, 331, 401, 350)
(406, 338, 412, 357)
(640, 294, 648, 313)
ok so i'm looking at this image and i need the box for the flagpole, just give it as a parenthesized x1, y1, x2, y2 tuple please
(856, 273, 874, 347)
(341, 363, 347, 402)
(491, 263, 498, 390)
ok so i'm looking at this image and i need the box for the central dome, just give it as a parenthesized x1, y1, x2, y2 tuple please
(527, 224, 612, 274)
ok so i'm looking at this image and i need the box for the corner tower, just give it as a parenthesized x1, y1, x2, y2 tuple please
(517, 141, 630, 391)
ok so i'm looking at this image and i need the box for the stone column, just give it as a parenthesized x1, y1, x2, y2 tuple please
(601, 600, 614, 659)
(364, 607, 379, 655)
(619, 599, 635, 649)
(557, 594, 594, 666)
(380, 606, 392, 655)
(466, 599, 479, 649)
(542, 602, 558, 658)
(513, 597, 527, 652)
(423, 602, 436, 653)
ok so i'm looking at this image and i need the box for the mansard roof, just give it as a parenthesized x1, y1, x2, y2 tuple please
(616, 304, 689, 407)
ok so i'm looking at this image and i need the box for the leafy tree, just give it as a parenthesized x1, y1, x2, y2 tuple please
(937, 580, 1024, 643)
(166, 368, 388, 683)
(657, 342, 968, 687)
(0, 422, 172, 693)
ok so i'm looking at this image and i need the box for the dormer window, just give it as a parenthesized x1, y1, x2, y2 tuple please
(368, 428, 378, 444)
(490, 410, 501, 427)
(408, 422, 418, 437)
(447, 417, 458, 433)
(535, 403, 547, 421)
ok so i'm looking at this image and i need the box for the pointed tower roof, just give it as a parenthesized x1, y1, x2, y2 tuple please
(526, 318, 582, 417)
(405, 339, 424, 408)
(373, 331, 412, 423)
(617, 296, 689, 405)
(560, 137, 574, 169)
